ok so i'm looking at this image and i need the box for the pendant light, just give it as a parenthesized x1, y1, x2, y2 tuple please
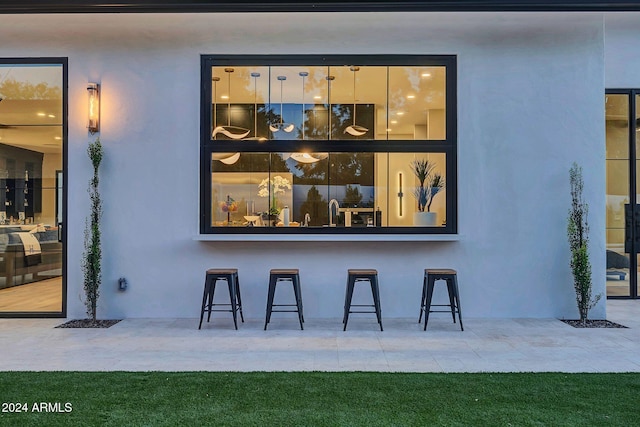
(326, 75, 335, 140)
(289, 71, 319, 164)
(269, 75, 295, 133)
(243, 72, 268, 142)
(211, 76, 221, 138)
(211, 75, 240, 163)
(344, 66, 368, 137)
(299, 71, 308, 140)
(212, 68, 250, 140)
(212, 152, 241, 165)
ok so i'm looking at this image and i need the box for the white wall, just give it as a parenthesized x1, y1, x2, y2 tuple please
(605, 13, 640, 88)
(0, 12, 607, 320)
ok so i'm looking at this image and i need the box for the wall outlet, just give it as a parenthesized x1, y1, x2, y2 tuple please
(118, 277, 128, 291)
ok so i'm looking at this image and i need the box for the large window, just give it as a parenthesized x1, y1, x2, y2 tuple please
(200, 55, 457, 234)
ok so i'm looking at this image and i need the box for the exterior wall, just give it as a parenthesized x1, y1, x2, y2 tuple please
(0, 12, 606, 319)
(605, 14, 640, 88)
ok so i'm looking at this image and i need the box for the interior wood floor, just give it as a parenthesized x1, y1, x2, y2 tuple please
(0, 276, 62, 312)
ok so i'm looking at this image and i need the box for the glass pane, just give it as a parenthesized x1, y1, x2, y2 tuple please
(388, 66, 446, 140)
(605, 94, 630, 297)
(210, 64, 448, 143)
(327, 152, 375, 226)
(211, 66, 270, 141)
(386, 153, 447, 227)
(637, 95, 640, 297)
(0, 63, 63, 312)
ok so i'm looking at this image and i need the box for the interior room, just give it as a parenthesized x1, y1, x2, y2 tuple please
(0, 63, 63, 312)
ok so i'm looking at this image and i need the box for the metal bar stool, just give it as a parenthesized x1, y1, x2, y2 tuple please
(343, 269, 383, 331)
(419, 268, 463, 331)
(198, 268, 244, 330)
(264, 269, 304, 330)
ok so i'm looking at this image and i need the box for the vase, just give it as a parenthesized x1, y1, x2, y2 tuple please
(413, 211, 437, 226)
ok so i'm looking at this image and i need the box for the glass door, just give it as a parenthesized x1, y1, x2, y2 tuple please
(0, 60, 66, 315)
(605, 90, 639, 298)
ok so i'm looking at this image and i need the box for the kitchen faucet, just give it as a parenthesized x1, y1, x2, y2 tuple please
(328, 199, 340, 227)
(303, 212, 311, 227)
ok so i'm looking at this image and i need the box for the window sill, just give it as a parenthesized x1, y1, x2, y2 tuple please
(194, 233, 460, 242)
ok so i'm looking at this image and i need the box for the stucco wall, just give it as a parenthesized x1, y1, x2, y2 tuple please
(0, 12, 607, 320)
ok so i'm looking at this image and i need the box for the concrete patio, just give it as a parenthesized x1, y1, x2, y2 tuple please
(1, 299, 639, 372)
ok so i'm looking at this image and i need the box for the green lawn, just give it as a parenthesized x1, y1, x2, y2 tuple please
(0, 372, 638, 426)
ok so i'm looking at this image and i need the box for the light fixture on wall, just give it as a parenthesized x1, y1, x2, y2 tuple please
(269, 75, 295, 133)
(212, 68, 250, 140)
(344, 66, 368, 137)
(243, 72, 268, 141)
(87, 83, 100, 134)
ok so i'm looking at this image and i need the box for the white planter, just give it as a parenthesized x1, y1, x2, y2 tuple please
(413, 211, 437, 226)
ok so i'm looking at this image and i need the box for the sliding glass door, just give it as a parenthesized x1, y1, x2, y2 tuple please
(0, 59, 66, 316)
(605, 90, 640, 298)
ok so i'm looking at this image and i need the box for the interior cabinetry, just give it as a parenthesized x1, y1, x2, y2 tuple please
(0, 144, 43, 223)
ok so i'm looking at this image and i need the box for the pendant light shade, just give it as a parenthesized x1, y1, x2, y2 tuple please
(344, 66, 368, 137)
(290, 152, 327, 164)
(212, 68, 251, 140)
(212, 152, 241, 165)
(269, 75, 295, 133)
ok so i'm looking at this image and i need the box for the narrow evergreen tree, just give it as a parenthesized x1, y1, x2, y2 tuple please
(82, 138, 103, 321)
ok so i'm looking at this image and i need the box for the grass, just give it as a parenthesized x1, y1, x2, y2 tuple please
(0, 372, 638, 426)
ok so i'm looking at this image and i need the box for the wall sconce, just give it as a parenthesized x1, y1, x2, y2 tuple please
(87, 83, 100, 134)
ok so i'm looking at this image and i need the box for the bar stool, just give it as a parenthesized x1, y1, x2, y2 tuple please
(198, 268, 244, 330)
(419, 269, 463, 331)
(343, 269, 383, 331)
(264, 269, 304, 330)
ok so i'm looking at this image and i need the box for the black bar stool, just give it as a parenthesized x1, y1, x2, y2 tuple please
(343, 269, 383, 331)
(198, 268, 244, 330)
(264, 269, 304, 330)
(419, 268, 463, 331)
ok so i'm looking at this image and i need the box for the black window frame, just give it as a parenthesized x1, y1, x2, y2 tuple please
(200, 54, 457, 235)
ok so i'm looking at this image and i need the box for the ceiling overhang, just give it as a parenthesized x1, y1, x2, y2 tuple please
(1, 0, 640, 14)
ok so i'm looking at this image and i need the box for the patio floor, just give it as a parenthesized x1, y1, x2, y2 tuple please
(1, 299, 639, 372)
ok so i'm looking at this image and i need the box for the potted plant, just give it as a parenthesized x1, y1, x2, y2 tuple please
(258, 175, 291, 225)
(410, 158, 445, 226)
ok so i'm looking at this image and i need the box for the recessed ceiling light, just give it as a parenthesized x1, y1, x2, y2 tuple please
(48, 114, 55, 118)
(221, 95, 229, 100)
(390, 120, 398, 124)
(37, 112, 46, 117)
(54, 136, 61, 140)
(386, 128, 392, 132)
(313, 95, 322, 100)
(421, 72, 432, 78)
(397, 112, 405, 116)
(407, 95, 415, 100)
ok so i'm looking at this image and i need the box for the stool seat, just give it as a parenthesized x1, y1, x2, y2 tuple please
(198, 268, 244, 330)
(264, 269, 304, 330)
(348, 269, 378, 275)
(207, 268, 238, 275)
(270, 268, 299, 275)
(343, 269, 383, 331)
(425, 268, 457, 275)
(419, 269, 463, 331)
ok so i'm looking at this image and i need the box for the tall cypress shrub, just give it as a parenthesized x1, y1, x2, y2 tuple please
(567, 162, 600, 324)
(82, 138, 103, 321)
